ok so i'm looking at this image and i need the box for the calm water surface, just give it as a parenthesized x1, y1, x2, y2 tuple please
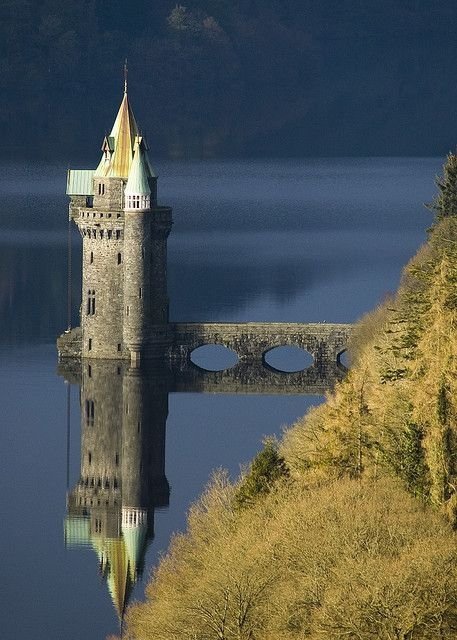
(0, 158, 439, 639)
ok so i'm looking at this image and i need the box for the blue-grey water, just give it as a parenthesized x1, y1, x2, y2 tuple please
(0, 158, 440, 639)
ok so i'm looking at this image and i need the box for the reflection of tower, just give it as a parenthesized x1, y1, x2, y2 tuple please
(66, 81, 172, 363)
(64, 361, 170, 621)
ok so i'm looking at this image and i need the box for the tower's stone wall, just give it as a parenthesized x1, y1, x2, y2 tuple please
(93, 177, 126, 210)
(122, 207, 173, 362)
(74, 178, 127, 359)
(70, 172, 172, 361)
(123, 211, 152, 357)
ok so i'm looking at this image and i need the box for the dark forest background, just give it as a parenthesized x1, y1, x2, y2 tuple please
(3, 0, 457, 160)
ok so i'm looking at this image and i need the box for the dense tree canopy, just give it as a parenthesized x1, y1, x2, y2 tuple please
(3, 1, 457, 159)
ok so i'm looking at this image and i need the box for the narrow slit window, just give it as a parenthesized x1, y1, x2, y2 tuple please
(85, 399, 95, 425)
(90, 252, 93, 264)
(87, 290, 96, 315)
(117, 253, 122, 265)
(139, 287, 142, 299)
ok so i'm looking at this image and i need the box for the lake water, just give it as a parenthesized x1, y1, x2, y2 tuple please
(0, 158, 441, 639)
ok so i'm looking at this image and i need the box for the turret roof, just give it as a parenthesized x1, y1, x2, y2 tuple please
(125, 137, 154, 196)
(95, 91, 139, 179)
(122, 522, 148, 578)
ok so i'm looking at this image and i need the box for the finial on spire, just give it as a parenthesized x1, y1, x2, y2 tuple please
(124, 59, 128, 94)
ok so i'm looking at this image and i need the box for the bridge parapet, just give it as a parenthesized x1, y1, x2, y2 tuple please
(169, 322, 352, 373)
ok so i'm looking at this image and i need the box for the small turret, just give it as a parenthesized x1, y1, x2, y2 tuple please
(124, 137, 157, 211)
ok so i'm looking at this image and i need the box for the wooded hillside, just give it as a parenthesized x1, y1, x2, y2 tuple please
(122, 170, 457, 638)
(3, 1, 457, 158)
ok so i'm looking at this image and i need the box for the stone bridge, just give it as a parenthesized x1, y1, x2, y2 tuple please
(169, 322, 352, 374)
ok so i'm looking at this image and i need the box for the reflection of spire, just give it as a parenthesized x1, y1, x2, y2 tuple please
(106, 538, 133, 620)
(64, 360, 170, 621)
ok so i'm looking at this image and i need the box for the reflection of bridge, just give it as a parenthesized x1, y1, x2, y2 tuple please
(173, 361, 345, 395)
(60, 357, 346, 396)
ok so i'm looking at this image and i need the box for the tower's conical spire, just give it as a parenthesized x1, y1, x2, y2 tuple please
(95, 68, 139, 179)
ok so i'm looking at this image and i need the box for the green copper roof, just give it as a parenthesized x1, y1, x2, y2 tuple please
(122, 523, 148, 574)
(66, 169, 94, 196)
(64, 515, 91, 547)
(124, 138, 153, 196)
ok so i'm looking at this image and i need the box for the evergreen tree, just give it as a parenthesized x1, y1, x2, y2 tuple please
(430, 152, 457, 221)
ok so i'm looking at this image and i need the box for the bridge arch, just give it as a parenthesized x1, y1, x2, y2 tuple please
(190, 344, 239, 372)
(262, 345, 314, 373)
(336, 349, 350, 372)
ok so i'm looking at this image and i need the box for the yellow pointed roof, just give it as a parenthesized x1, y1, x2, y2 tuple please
(105, 538, 133, 620)
(95, 91, 139, 179)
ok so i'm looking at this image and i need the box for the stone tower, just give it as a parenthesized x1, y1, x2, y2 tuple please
(65, 85, 172, 363)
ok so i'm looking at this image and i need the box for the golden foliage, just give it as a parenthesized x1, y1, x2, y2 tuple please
(126, 217, 457, 638)
(126, 478, 457, 639)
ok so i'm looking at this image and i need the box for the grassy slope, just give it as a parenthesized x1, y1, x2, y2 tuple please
(126, 218, 457, 639)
